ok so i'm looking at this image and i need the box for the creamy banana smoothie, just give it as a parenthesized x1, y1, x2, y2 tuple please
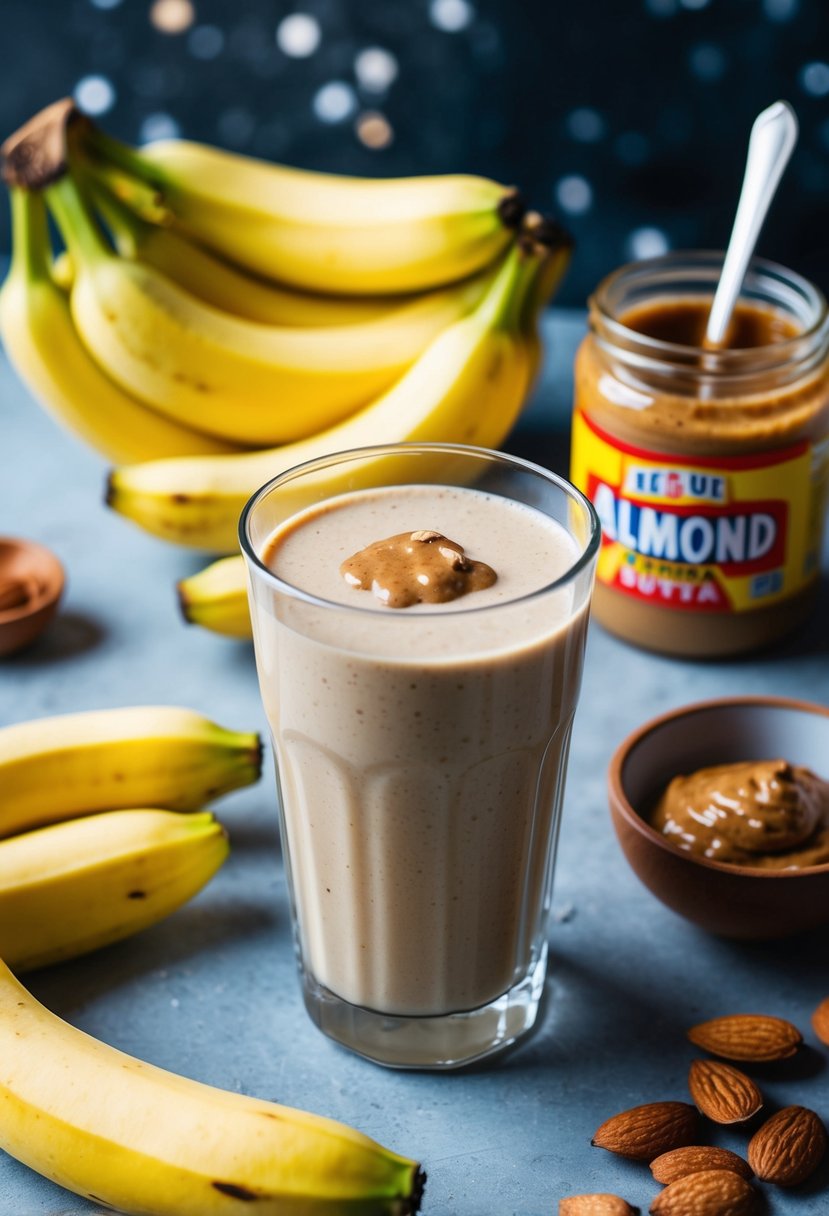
(241, 446, 598, 1067)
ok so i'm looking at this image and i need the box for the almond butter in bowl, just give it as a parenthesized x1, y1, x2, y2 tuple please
(608, 698, 829, 938)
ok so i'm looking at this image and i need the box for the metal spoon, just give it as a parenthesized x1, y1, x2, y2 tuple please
(704, 100, 798, 349)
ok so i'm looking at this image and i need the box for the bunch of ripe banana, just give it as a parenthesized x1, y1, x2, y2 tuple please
(0, 704, 424, 1213)
(1, 99, 570, 635)
(0, 704, 261, 970)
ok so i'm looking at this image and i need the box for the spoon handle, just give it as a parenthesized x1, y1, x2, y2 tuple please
(704, 100, 798, 349)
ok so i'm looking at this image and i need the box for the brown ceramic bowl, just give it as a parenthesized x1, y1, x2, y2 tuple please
(608, 697, 829, 940)
(0, 537, 64, 657)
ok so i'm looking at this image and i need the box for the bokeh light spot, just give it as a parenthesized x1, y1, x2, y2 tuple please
(150, 0, 195, 35)
(645, 0, 677, 16)
(313, 82, 358, 124)
(139, 112, 181, 143)
(762, 0, 798, 18)
(276, 13, 321, 58)
(627, 226, 670, 259)
(354, 48, 399, 93)
(566, 108, 605, 143)
(689, 43, 727, 81)
(555, 175, 593, 216)
(800, 61, 829, 97)
(188, 25, 225, 60)
(356, 112, 394, 149)
(74, 75, 116, 116)
(429, 0, 475, 33)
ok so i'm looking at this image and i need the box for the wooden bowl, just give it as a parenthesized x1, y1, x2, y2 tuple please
(608, 697, 829, 939)
(0, 537, 64, 657)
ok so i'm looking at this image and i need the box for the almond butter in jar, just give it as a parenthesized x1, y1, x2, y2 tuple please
(571, 251, 829, 657)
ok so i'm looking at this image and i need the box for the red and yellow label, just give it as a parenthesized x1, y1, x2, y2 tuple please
(571, 407, 828, 613)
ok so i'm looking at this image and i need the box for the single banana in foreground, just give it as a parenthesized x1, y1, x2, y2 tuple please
(0, 705, 261, 838)
(45, 173, 493, 446)
(0, 809, 228, 971)
(0, 959, 425, 1215)
(0, 188, 242, 463)
(178, 556, 253, 639)
(85, 120, 521, 295)
(109, 237, 565, 552)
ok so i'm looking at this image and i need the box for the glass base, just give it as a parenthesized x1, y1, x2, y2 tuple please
(301, 943, 548, 1070)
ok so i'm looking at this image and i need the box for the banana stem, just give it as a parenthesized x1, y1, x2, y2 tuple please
(83, 174, 146, 257)
(8, 188, 52, 283)
(45, 174, 112, 266)
(474, 242, 543, 333)
(83, 124, 169, 196)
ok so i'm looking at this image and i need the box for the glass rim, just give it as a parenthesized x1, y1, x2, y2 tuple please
(590, 248, 829, 373)
(238, 442, 601, 619)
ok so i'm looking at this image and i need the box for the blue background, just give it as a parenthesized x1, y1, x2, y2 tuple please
(1, 0, 828, 305)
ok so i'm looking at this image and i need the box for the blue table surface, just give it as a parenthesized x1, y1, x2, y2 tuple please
(1, 309, 828, 1215)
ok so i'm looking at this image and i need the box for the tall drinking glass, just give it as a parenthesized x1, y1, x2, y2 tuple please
(240, 443, 599, 1068)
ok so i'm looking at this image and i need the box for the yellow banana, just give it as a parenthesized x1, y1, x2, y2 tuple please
(178, 556, 252, 639)
(88, 177, 425, 328)
(45, 173, 493, 446)
(85, 122, 522, 295)
(0, 958, 424, 1215)
(0, 705, 261, 838)
(0, 189, 244, 463)
(0, 809, 228, 971)
(108, 238, 568, 552)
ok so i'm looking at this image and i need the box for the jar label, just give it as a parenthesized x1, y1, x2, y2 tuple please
(571, 407, 828, 613)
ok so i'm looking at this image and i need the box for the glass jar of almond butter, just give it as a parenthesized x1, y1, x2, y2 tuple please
(571, 251, 829, 658)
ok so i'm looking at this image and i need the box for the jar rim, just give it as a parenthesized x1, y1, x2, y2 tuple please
(590, 249, 829, 377)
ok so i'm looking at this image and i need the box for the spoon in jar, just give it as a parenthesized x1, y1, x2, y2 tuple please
(704, 100, 798, 350)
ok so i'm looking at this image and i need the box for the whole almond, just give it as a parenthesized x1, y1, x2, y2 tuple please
(687, 1014, 801, 1062)
(811, 996, 829, 1047)
(651, 1145, 753, 1184)
(688, 1059, 763, 1124)
(747, 1104, 827, 1185)
(649, 1169, 758, 1215)
(592, 1102, 699, 1161)
(559, 1196, 639, 1215)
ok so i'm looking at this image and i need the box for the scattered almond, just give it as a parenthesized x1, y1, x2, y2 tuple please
(688, 1059, 763, 1124)
(651, 1145, 753, 1184)
(649, 1169, 759, 1215)
(559, 1195, 639, 1215)
(592, 1102, 699, 1161)
(747, 1104, 827, 1186)
(687, 1014, 802, 1062)
(811, 996, 829, 1047)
